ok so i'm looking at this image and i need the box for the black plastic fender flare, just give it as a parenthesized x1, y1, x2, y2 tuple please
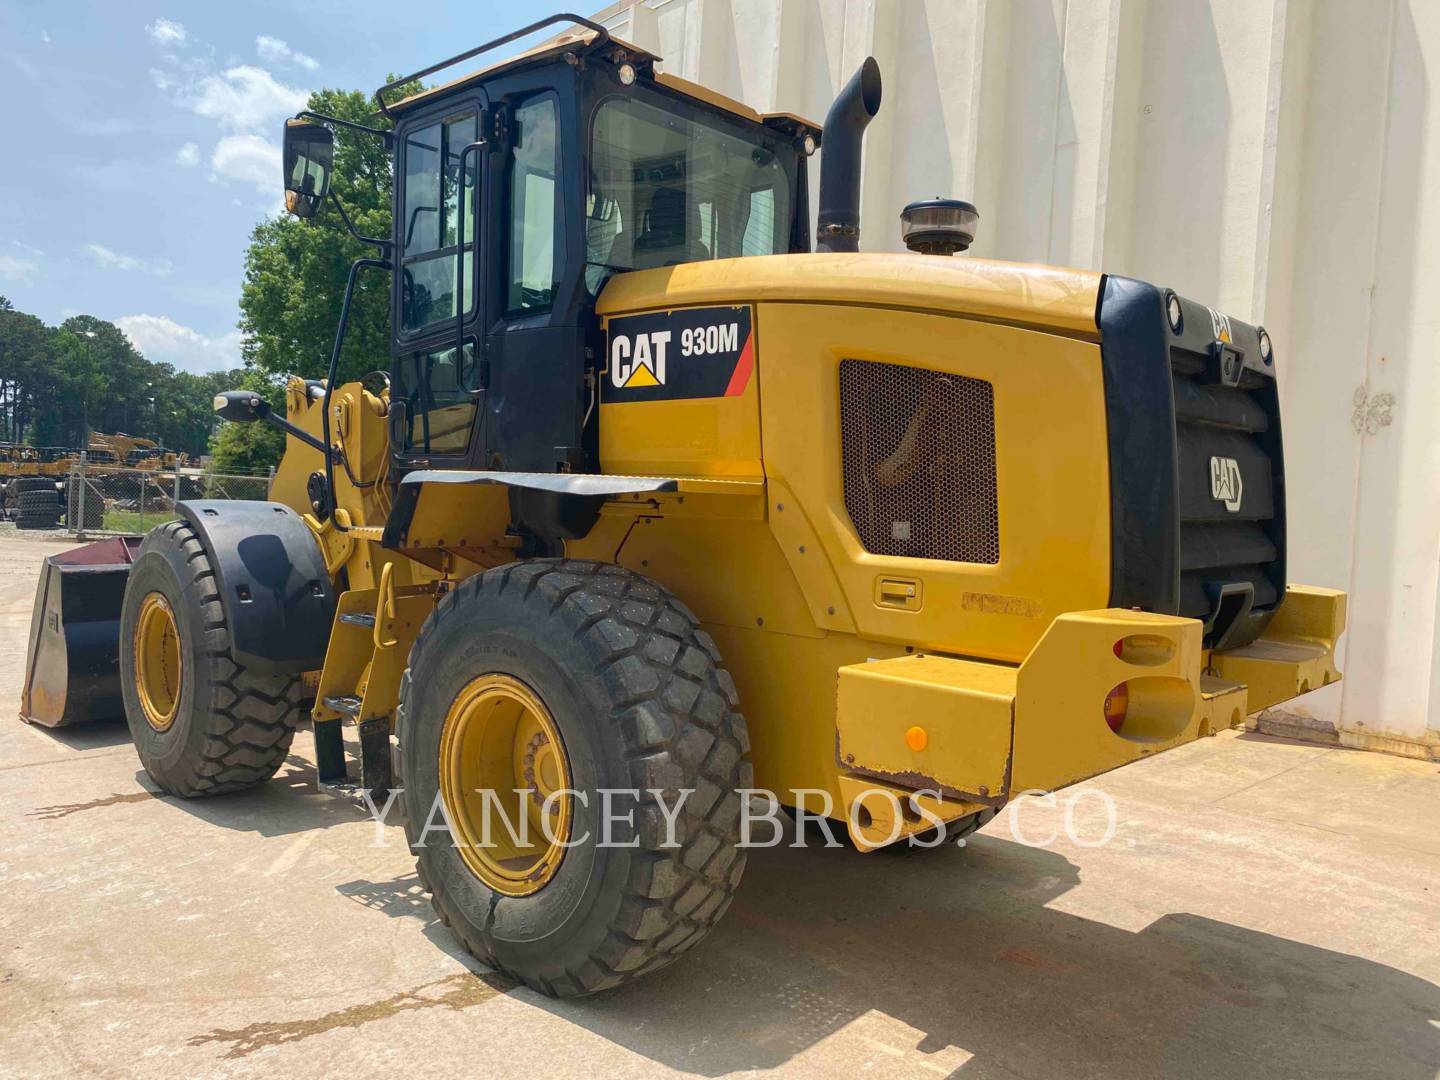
(176, 500, 336, 674)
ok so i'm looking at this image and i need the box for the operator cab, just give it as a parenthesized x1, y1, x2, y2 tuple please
(283, 17, 818, 480)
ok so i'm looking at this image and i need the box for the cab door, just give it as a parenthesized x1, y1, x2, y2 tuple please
(389, 90, 488, 466)
(480, 86, 588, 473)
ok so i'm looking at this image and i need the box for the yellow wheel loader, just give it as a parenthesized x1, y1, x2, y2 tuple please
(22, 15, 1347, 997)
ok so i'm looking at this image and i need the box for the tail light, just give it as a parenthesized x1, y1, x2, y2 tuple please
(1104, 683, 1129, 733)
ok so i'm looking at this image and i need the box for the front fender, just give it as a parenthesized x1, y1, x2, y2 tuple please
(177, 500, 335, 674)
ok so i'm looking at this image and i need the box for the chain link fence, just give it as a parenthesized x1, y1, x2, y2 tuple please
(1, 456, 274, 536)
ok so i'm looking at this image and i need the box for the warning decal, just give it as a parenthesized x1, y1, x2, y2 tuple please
(604, 305, 754, 403)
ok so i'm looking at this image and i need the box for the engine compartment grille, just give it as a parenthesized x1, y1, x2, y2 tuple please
(839, 359, 999, 564)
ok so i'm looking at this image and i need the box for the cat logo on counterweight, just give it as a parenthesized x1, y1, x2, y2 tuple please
(1209, 455, 1243, 513)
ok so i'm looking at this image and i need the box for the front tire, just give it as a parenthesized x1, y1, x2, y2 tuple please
(119, 520, 306, 797)
(399, 559, 752, 997)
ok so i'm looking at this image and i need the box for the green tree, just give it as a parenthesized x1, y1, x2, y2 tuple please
(0, 299, 230, 459)
(54, 317, 136, 447)
(0, 300, 51, 443)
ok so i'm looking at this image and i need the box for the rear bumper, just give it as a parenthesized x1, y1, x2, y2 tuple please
(835, 584, 1345, 849)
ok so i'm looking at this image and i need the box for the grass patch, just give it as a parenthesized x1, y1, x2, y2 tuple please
(102, 509, 178, 533)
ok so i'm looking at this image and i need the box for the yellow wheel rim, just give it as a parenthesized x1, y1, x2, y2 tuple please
(438, 674, 572, 897)
(134, 592, 182, 731)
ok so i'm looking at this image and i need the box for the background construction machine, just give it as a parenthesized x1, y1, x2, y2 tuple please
(85, 432, 186, 470)
(21, 16, 1346, 997)
(0, 433, 188, 530)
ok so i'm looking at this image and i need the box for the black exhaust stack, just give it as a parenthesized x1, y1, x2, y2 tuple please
(817, 57, 883, 253)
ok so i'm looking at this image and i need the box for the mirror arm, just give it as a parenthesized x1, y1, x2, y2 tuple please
(263, 412, 327, 453)
(213, 391, 326, 452)
(321, 257, 392, 531)
(295, 110, 393, 147)
(328, 190, 391, 253)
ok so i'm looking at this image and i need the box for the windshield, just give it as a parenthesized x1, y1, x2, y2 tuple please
(586, 94, 796, 291)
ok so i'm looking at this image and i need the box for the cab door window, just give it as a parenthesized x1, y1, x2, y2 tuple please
(393, 342, 476, 454)
(506, 95, 561, 316)
(401, 111, 478, 332)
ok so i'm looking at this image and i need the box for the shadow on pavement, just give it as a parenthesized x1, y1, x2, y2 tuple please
(36, 714, 1429, 1076)
(338, 827, 1440, 1078)
(20, 716, 132, 750)
(129, 752, 369, 838)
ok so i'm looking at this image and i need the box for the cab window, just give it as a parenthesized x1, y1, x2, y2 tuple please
(401, 111, 478, 332)
(506, 95, 561, 316)
(392, 342, 476, 454)
(586, 94, 796, 292)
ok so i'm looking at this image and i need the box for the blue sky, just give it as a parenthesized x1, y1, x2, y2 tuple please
(0, 0, 574, 373)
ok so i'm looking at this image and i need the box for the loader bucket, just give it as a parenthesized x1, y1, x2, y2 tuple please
(20, 536, 142, 727)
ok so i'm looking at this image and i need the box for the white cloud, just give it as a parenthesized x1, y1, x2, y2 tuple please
(84, 243, 172, 276)
(41, 30, 51, 45)
(211, 134, 280, 192)
(256, 35, 318, 72)
(145, 18, 187, 47)
(146, 25, 306, 202)
(115, 315, 242, 374)
(0, 254, 39, 283)
(185, 65, 306, 132)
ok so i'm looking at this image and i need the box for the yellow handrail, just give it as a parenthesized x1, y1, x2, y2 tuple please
(373, 561, 398, 650)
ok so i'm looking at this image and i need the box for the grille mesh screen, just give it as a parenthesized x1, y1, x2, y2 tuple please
(839, 359, 999, 564)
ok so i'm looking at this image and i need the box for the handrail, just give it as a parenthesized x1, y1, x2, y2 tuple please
(453, 139, 487, 391)
(373, 561, 398, 650)
(375, 13, 611, 117)
(321, 258, 391, 531)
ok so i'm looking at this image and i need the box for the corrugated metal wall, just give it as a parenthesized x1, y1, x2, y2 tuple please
(590, 0, 1440, 755)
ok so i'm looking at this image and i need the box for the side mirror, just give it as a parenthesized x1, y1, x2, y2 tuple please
(283, 119, 334, 219)
(214, 389, 328, 453)
(213, 391, 270, 423)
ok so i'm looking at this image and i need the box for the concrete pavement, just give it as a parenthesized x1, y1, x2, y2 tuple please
(1, 533, 1437, 1078)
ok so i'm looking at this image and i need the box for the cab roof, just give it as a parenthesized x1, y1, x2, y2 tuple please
(384, 27, 820, 135)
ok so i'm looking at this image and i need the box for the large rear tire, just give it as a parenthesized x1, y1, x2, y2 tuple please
(119, 519, 306, 796)
(399, 559, 752, 997)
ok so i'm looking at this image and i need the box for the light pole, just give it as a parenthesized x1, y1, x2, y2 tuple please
(78, 330, 97, 451)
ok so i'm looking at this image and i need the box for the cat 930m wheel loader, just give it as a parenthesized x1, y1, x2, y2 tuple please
(21, 15, 1346, 996)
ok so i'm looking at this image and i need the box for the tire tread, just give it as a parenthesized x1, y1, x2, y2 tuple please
(399, 558, 751, 997)
(129, 519, 304, 797)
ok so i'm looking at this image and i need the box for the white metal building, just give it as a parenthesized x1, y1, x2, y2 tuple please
(588, 0, 1440, 758)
